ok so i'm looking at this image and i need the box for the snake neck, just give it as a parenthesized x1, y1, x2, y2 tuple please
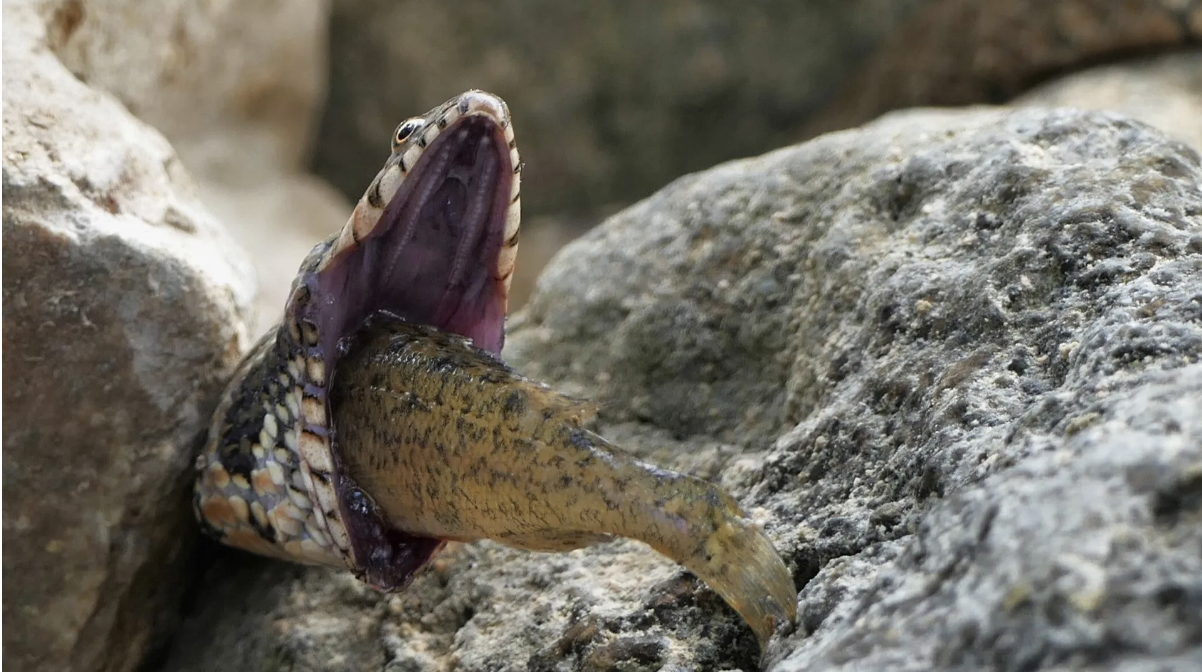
(193, 322, 351, 568)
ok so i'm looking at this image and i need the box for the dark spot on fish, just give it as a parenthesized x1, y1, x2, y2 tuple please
(503, 390, 527, 418)
(568, 429, 593, 451)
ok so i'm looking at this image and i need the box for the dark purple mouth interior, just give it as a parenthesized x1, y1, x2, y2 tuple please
(297, 113, 514, 591)
(314, 114, 513, 362)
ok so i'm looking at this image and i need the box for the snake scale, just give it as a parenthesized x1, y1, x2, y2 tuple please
(193, 90, 796, 648)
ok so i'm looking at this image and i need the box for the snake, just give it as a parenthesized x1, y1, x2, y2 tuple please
(192, 90, 797, 648)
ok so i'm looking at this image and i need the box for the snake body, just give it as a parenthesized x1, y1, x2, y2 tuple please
(193, 91, 796, 647)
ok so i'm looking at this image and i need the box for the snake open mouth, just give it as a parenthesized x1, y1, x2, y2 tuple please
(310, 113, 514, 360)
(291, 109, 516, 590)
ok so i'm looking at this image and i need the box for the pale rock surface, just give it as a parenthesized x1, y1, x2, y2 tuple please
(2, 3, 256, 671)
(1016, 50, 1202, 151)
(42, 0, 352, 334)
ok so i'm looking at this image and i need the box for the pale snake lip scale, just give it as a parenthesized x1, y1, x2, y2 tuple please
(193, 90, 796, 649)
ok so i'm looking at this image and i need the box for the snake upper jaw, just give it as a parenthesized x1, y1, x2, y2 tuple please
(302, 90, 520, 358)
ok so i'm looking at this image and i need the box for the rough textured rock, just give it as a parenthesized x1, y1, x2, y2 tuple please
(313, 0, 927, 219)
(803, 0, 1202, 138)
(1016, 50, 1202, 151)
(158, 107, 1202, 670)
(2, 5, 256, 672)
(41, 0, 351, 334)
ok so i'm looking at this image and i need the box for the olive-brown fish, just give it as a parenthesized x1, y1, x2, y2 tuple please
(333, 315, 797, 647)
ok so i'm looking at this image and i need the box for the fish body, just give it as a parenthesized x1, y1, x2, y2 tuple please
(334, 316, 797, 647)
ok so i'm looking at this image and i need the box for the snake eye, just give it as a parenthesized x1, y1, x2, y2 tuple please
(392, 118, 425, 149)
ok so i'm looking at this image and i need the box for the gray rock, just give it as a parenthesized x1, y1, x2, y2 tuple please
(313, 0, 927, 218)
(2, 4, 256, 671)
(160, 107, 1202, 670)
(775, 368, 1202, 671)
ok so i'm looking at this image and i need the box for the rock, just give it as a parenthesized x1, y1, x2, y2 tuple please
(158, 107, 1202, 670)
(312, 0, 927, 218)
(803, 0, 1202, 138)
(44, 0, 353, 335)
(1015, 50, 1202, 151)
(46, 0, 329, 180)
(773, 370, 1202, 671)
(1, 5, 256, 672)
(197, 174, 351, 335)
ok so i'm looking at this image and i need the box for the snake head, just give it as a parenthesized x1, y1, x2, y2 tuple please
(193, 90, 521, 590)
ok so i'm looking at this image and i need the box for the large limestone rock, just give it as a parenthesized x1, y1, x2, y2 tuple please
(158, 107, 1202, 670)
(42, 0, 351, 335)
(2, 4, 257, 672)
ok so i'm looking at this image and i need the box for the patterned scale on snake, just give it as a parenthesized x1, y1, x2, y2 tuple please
(193, 90, 796, 649)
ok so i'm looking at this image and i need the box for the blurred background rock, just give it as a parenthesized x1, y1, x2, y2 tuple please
(313, 0, 929, 311)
